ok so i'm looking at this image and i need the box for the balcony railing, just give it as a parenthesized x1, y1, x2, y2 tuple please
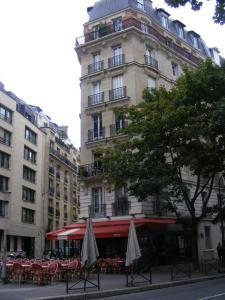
(88, 127, 105, 142)
(50, 148, 77, 171)
(79, 163, 104, 178)
(88, 92, 104, 107)
(0, 113, 12, 124)
(108, 54, 125, 68)
(56, 172, 60, 180)
(88, 60, 104, 74)
(109, 86, 126, 101)
(0, 136, 11, 146)
(76, 17, 201, 65)
(112, 199, 130, 216)
(49, 166, 55, 175)
(110, 121, 128, 136)
(144, 55, 158, 69)
(56, 209, 60, 217)
(48, 206, 54, 215)
(89, 203, 106, 218)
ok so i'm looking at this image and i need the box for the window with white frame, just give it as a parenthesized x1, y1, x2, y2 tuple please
(92, 113, 103, 139)
(193, 35, 199, 49)
(178, 25, 185, 39)
(25, 127, 37, 144)
(22, 186, 35, 203)
(91, 81, 102, 105)
(24, 146, 36, 164)
(92, 51, 102, 72)
(141, 20, 148, 33)
(92, 25, 99, 39)
(0, 128, 11, 146)
(111, 75, 124, 99)
(161, 13, 169, 29)
(23, 166, 36, 183)
(92, 187, 103, 215)
(111, 45, 123, 66)
(0, 104, 12, 123)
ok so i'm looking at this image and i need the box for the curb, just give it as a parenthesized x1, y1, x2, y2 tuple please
(28, 273, 225, 300)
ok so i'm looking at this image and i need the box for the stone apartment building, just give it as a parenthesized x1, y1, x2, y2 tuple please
(75, 0, 224, 261)
(0, 82, 80, 258)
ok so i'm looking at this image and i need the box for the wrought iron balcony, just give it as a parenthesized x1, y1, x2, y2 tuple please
(48, 206, 54, 215)
(112, 198, 130, 216)
(88, 127, 105, 142)
(144, 55, 158, 69)
(79, 163, 104, 178)
(50, 148, 77, 171)
(89, 204, 106, 218)
(75, 17, 201, 65)
(88, 92, 104, 107)
(110, 121, 128, 136)
(109, 86, 126, 101)
(108, 54, 125, 68)
(88, 60, 104, 74)
(0, 136, 11, 146)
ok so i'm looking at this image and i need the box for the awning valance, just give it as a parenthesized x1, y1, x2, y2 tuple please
(46, 217, 176, 241)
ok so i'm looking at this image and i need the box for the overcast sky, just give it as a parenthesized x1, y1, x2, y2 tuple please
(0, 0, 224, 149)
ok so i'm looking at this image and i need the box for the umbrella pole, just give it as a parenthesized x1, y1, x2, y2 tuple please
(131, 264, 134, 287)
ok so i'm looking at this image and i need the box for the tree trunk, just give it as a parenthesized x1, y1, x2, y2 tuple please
(191, 219, 199, 269)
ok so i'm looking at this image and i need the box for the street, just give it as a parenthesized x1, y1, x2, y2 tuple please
(101, 278, 225, 300)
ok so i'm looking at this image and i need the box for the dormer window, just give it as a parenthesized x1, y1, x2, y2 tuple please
(173, 20, 186, 40)
(189, 31, 200, 49)
(137, 0, 145, 10)
(157, 8, 170, 29)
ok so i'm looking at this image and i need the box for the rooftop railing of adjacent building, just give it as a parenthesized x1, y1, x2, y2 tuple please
(76, 17, 201, 65)
(88, 203, 106, 218)
(79, 163, 104, 178)
(50, 148, 78, 172)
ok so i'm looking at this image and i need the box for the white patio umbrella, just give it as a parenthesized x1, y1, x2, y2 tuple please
(125, 220, 141, 267)
(81, 218, 99, 269)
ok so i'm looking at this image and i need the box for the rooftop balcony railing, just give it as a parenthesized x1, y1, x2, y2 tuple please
(108, 54, 125, 68)
(88, 60, 104, 74)
(88, 203, 106, 218)
(88, 92, 104, 107)
(76, 17, 201, 65)
(88, 127, 105, 142)
(144, 55, 158, 69)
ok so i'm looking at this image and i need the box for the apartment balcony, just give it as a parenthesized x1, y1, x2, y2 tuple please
(49, 166, 55, 175)
(108, 54, 125, 68)
(144, 55, 158, 69)
(75, 17, 201, 65)
(87, 127, 105, 142)
(89, 204, 106, 218)
(79, 163, 104, 179)
(0, 136, 11, 146)
(88, 92, 104, 107)
(55, 209, 60, 218)
(112, 198, 131, 216)
(0, 113, 12, 124)
(110, 121, 128, 136)
(50, 148, 77, 171)
(49, 188, 54, 197)
(109, 87, 126, 101)
(88, 60, 104, 74)
(48, 206, 54, 215)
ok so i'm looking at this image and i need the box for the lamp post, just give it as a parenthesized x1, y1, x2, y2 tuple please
(217, 175, 225, 268)
(1, 191, 11, 284)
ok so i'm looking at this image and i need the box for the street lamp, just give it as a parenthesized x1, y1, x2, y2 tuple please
(1, 191, 11, 284)
(217, 175, 225, 268)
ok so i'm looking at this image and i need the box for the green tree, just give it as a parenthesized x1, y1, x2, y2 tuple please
(165, 0, 225, 24)
(102, 60, 225, 266)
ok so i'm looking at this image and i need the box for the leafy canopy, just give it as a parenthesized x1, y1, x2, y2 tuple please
(102, 59, 225, 220)
(165, 0, 225, 25)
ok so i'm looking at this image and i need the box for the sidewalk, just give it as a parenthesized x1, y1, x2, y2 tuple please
(0, 266, 225, 300)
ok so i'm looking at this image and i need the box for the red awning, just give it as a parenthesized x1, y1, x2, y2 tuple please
(46, 217, 176, 241)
